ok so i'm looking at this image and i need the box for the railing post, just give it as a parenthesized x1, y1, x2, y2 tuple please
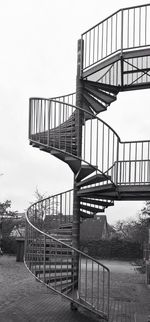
(115, 140, 120, 185)
(121, 9, 124, 55)
(43, 234, 46, 283)
(47, 100, 51, 147)
(120, 9, 124, 89)
(29, 98, 32, 139)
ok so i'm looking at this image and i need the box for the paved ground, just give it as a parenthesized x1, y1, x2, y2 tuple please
(0, 256, 150, 322)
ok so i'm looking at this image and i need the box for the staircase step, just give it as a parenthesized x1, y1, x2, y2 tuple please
(84, 85, 116, 105)
(59, 223, 72, 229)
(50, 149, 65, 161)
(80, 204, 104, 213)
(43, 275, 74, 284)
(35, 267, 77, 275)
(83, 93, 106, 113)
(65, 157, 81, 174)
(77, 184, 115, 196)
(50, 281, 77, 294)
(82, 102, 95, 120)
(82, 80, 120, 95)
(76, 174, 111, 188)
(75, 165, 97, 181)
(80, 197, 114, 207)
(57, 229, 72, 235)
(79, 211, 95, 219)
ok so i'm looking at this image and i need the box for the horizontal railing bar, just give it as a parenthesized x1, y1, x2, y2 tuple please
(117, 159, 150, 163)
(51, 92, 76, 100)
(81, 10, 121, 36)
(121, 140, 150, 144)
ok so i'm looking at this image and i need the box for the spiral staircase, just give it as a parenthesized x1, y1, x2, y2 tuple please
(25, 4, 150, 321)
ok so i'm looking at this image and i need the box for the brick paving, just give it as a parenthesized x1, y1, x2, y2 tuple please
(0, 256, 150, 322)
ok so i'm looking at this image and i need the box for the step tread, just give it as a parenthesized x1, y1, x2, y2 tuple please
(83, 93, 106, 113)
(80, 210, 95, 218)
(80, 204, 104, 213)
(76, 174, 111, 187)
(82, 80, 120, 95)
(75, 165, 97, 181)
(80, 197, 114, 207)
(77, 184, 115, 196)
(84, 86, 116, 104)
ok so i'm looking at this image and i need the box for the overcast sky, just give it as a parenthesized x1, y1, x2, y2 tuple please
(0, 0, 150, 224)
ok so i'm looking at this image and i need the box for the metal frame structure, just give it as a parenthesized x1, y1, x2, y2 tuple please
(25, 4, 150, 321)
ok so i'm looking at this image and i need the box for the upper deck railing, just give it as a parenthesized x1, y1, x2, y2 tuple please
(81, 4, 150, 72)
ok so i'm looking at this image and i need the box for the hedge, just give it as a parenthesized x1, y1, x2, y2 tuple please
(80, 238, 143, 259)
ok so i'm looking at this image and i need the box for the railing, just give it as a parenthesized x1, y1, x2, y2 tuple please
(29, 98, 120, 184)
(117, 140, 150, 185)
(81, 4, 150, 72)
(29, 98, 150, 186)
(28, 189, 74, 233)
(25, 192, 110, 320)
(51, 92, 76, 105)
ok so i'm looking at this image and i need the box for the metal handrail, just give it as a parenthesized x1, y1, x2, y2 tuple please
(29, 97, 150, 186)
(81, 4, 150, 72)
(25, 195, 110, 320)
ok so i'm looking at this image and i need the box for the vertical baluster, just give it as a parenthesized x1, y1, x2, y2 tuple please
(101, 23, 104, 59)
(43, 235, 46, 283)
(91, 261, 94, 307)
(107, 128, 110, 170)
(93, 28, 95, 64)
(127, 10, 130, 84)
(85, 33, 87, 69)
(84, 117, 86, 160)
(139, 7, 141, 46)
(115, 12, 118, 52)
(106, 19, 108, 56)
(133, 8, 135, 47)
(121, 9, 124, 54)
(129, 143, 131, 183)
(145, 6, 147, 46)
(47, 100, 50, 146)
(90, 116, 92, 164)
(135, 142, 137, 183)
(85, 258, 87, 301)
(58, 102, 61, 149)
(141, 142, 143, 183)
(29, 99, 32, 139)
(97, 25, 99, 61)
(96, 119, 99, 168)
(89, 31, 91, 67)
(111, 16, 113, 54)
(103, 268, 105, 312)
(43, 100, 46, 135)
(102, 124, 104, 172)
(97, 266, 100, 311)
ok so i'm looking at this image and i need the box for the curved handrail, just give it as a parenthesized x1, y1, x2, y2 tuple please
(29, 97, 121, 186)
(25, 189, 110, 319)
(29, 97, 150, 186)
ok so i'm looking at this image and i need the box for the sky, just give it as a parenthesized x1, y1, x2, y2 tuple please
(0, 0, 150, 224)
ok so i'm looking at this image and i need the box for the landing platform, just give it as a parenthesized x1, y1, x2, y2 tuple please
(0, 256, 150, 321)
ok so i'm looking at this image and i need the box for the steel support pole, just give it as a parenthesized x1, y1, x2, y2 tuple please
(72, 39, 84, 250)
(71, 39, 84, 308)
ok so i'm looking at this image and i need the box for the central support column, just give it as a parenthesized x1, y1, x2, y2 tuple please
(72, 39, 84, 251)
(71, 40, 84, 308)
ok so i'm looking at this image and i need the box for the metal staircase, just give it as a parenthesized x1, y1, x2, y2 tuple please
(25, 4, 150, 321)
